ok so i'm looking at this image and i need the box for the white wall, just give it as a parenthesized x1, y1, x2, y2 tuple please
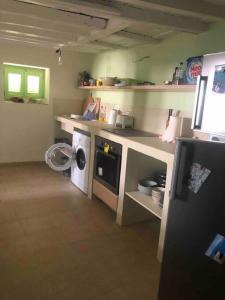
(0, 42, 93, 163)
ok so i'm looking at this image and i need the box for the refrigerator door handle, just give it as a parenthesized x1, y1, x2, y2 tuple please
(170, 142, 187, 200)
(191, 75, 208, 130)
(176, 145, 187, 197)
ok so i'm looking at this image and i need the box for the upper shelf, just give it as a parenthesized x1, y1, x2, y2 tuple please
(78, 84, 196, 92)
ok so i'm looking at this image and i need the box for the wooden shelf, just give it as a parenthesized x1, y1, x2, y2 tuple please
(126, 191, 162, 220)
(78, 84, 196, 92)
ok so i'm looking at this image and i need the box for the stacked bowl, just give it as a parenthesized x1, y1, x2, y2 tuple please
(152, 187, 165, 207)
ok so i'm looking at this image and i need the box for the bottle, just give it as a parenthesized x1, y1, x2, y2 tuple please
(99, 104, 106, 122)
(178, 62, 185, 84)
(173, 67, 179, 85)
(166, 109, 173, 128)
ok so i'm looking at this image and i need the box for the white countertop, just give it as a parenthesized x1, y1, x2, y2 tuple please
(57, 116, 114, 131)
(56, 116, 175, 164)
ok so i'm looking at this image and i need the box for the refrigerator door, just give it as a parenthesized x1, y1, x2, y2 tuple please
(45, 143, 74, 171)
(198, 53, 225, 134)
(158, 138, 225, 300)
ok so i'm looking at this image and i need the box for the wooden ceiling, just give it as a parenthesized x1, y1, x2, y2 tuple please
(0, 0, 225, 52)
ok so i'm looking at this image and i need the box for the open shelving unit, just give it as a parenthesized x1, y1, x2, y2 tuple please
(122, 149, 167, 225)
(126, 191, 162, 220)
(78, 84, 196, 92)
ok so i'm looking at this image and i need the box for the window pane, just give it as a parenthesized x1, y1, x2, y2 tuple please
(8, 73, 21, 92)
(27, 75, 40, 94)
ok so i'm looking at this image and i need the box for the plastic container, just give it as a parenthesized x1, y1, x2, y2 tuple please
(152, 187, 165, 205)
(54, 138, 71, 177)
(108, 108, 118, 125)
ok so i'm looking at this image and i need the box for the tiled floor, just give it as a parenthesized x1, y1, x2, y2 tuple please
(0, 162, 160, 300)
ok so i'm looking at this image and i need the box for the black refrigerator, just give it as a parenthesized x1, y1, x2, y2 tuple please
(158, 138, 225, 300)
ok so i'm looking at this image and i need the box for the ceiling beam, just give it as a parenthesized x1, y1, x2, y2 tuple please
(0, 12, 92, 35)
(0, 26, 129, 50)
(0, 33, 100, 53)
(0, 0, 107, 31)
(0, 33, 61, 48)
(1, 0, 212, 52)
(115, 4, 209, 34)
(14, 0, 120, 18)
(74, 18, 132, 47)
(0, 0, 132, 50)
(0, 30, 64, 44)
(115, 0, 225, 21)
(69, 0, 210, 33)
(0, 23, 80, 44)
(14, 0, 210, 34)
(115, 30, 159, 44)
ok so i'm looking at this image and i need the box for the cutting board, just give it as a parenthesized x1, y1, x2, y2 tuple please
(82, 95, 94, 115)
(82, 95, 101, 120)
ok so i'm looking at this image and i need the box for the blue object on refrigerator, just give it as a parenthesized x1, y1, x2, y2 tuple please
(186, 56, 203, 84)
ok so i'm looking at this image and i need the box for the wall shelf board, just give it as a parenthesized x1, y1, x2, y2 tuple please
(79, 85, 196, 92)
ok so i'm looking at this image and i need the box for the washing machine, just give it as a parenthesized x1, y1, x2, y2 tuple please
(45, 130, 90, 194)
(71, 131, 90, 193)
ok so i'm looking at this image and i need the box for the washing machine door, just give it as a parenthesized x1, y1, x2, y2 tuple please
(75, 146, 87, 170)
(45, 143, 75, 171)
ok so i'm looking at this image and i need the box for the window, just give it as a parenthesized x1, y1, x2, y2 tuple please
(3, 64, 46, 102)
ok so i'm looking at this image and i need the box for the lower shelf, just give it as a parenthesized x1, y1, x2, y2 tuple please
(125, 191, 162, 220)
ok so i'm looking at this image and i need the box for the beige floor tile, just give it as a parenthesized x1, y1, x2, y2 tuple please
(0, 162, 160, 300)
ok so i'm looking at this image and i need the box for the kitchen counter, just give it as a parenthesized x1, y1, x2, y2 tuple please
(56, 116, 175, 261)
(57, 116, 175, 162)
(126, 136, 175, 163)
(57, 116, 114, 133)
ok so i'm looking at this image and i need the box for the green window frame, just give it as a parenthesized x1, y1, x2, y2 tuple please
(3, 64, 45, 101)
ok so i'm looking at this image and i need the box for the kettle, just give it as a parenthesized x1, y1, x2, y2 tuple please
(108, 108, 118, 125)
(116, 114, 134, 129)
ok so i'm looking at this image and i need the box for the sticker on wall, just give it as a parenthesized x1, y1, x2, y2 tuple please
(188, 163, 211, 194)
(98, 167, 103, 177)
(205, 234, 225, 265)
